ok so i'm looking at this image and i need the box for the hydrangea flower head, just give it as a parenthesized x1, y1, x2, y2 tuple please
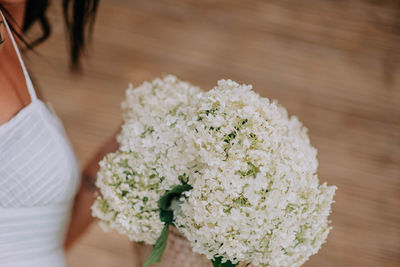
(92, 75, 201, 243)
(175, 79, 336, 267)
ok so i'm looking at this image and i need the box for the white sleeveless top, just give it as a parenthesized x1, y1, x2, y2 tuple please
(0, 11, 80, 267)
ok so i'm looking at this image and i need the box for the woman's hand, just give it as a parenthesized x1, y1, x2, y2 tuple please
(64, 129, 120, 250)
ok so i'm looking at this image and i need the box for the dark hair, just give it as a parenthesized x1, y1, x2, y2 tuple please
(0, 0, 99, 70)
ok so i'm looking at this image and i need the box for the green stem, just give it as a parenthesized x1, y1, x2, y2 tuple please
(143, 183, 193, 266)
(143, 225, 169, 267)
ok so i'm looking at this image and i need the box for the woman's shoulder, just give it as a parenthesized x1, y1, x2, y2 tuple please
(0, 82, 26, 126)
(0, 47, 33, 126)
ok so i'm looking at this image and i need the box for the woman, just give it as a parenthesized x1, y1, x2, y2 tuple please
(0, 1, 118, 266)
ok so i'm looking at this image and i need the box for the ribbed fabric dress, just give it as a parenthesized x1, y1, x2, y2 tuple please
(0, 11, 80, 267)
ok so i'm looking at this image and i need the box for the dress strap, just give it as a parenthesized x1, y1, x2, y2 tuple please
(0, 10, 36, 101)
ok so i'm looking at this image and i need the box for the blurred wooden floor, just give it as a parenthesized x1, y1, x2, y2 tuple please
(26, 0, 400, 266)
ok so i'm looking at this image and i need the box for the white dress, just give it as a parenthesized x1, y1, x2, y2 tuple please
(0, 11, 80, 267)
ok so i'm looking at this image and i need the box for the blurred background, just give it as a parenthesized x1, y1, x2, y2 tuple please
(25, 0, 399, 266)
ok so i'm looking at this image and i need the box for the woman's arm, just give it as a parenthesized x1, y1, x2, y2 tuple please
(64, 131, 120, 250)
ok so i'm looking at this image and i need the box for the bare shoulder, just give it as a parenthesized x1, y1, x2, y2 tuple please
(0, 81, 25, 125)
(0, 19, 31, 126)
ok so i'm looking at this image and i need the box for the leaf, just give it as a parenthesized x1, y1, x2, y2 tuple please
(158, 183, 192, 224)
(158, 183, 193, 210)
(143, 183, 193, 266)
(211, 256, 237, 267)
(143, 225, 169, 267)
(159, 209, 174, 225)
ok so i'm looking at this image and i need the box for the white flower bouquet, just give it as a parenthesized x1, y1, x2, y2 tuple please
(92, 75, 337, 267)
